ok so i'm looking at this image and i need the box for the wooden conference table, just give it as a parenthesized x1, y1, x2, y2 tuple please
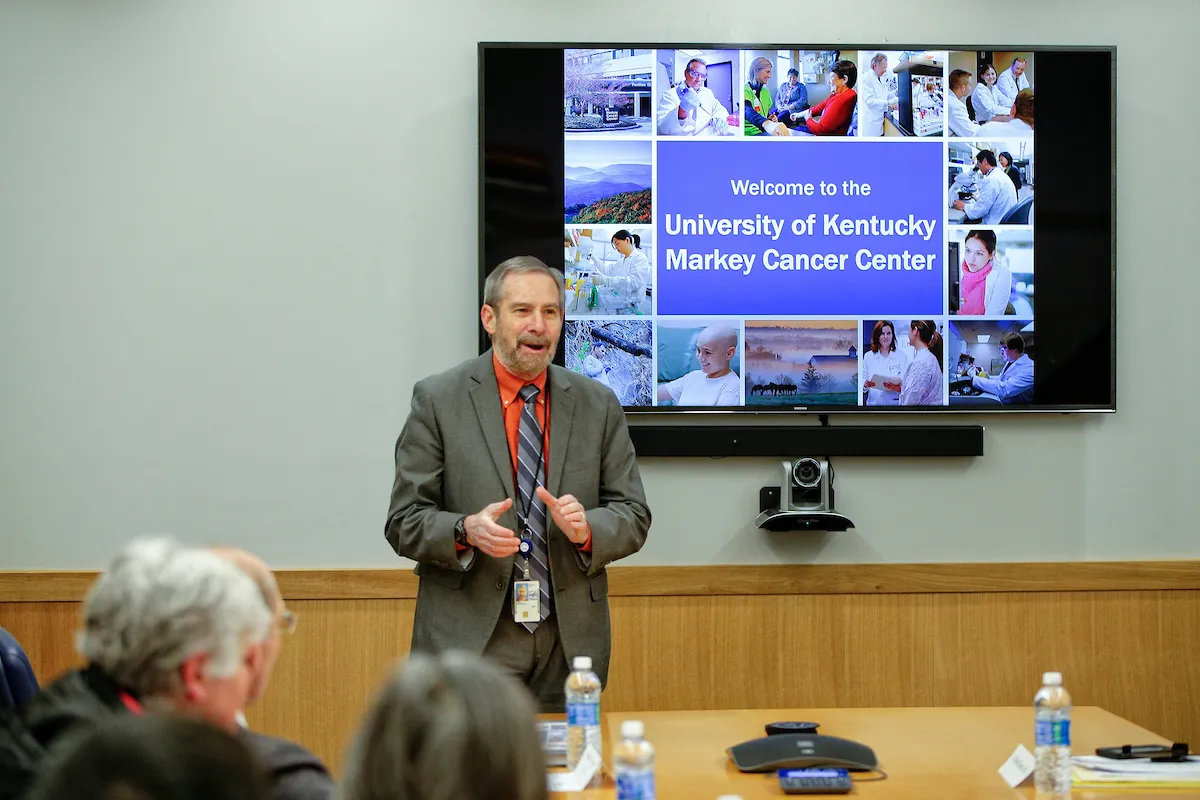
(553, 706, 1184, 799)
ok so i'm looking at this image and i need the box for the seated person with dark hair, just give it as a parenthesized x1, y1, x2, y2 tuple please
(26, 715, 270, 800)
(791, 60, 858, 135)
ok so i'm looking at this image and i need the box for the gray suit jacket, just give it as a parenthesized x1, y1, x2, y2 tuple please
(385, 351, 651, 685)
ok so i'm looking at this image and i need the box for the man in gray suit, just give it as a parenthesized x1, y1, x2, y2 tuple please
(385, 256, 651, 711)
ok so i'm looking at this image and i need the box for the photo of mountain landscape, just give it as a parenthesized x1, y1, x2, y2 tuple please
(564, 140, 652, 224)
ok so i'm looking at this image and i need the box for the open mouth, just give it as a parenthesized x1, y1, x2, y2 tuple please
(520, 342, 548, 354)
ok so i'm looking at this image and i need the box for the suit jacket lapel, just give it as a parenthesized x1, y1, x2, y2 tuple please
(468, 352, 515, 500)
(547, 366, 574, 498)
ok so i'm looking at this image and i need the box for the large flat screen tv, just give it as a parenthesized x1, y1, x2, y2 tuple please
(479, 44, 1115, 414)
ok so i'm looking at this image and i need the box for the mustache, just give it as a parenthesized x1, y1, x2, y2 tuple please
(517, 336, 551, 348)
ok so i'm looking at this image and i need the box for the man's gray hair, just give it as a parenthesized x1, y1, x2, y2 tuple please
(482, 256, 564, 310)
(78, 538, 272, 698)
(748, 56, 772, 83)
(340, 651, 548, 800)
(684, 57, 707, 74)
(871, 53, 888, 69)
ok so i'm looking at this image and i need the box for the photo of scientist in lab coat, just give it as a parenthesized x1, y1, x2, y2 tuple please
(564, 227, 652, 316)
(657, 53, 738, 137)
(858, 53, 898, 136)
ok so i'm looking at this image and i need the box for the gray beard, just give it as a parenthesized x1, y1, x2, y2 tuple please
(496, 339, 552, 379)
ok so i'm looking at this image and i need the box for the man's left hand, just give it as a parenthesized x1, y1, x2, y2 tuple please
(535, 487, 589, 545)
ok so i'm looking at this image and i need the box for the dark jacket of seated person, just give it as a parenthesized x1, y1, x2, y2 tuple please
(21, 665, 334, 800)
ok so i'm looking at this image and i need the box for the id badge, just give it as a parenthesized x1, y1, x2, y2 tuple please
(513, 579, 540, 623)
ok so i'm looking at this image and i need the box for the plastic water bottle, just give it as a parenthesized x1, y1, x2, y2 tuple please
(1034, 671, 1072, 794)
(565, 656, 602, 775)
(614, 720, 655, 800)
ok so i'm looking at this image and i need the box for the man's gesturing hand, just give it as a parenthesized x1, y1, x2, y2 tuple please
(464, 498, 520, 558)
(535, 487, 589, 545)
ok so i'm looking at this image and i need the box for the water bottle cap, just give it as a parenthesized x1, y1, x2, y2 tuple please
(1043, 671, 1062, 686)
(573, 656, 593, 671)
(621, 720, 644, 739)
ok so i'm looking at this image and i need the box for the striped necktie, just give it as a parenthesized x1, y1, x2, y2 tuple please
(515, 384, 551, 631)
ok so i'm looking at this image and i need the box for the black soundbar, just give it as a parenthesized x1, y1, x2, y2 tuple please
(628, 425, 984, 458)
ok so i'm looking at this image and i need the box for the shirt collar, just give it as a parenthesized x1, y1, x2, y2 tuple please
(492, 351, 548, 406)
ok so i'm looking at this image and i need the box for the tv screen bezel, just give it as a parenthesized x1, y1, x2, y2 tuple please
(478, 42, 1117, 415)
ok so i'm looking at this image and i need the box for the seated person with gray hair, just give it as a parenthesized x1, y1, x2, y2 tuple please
(25, 714, 271, 800)
(340, 651, 548, 800)
(20, 538, 334, 800)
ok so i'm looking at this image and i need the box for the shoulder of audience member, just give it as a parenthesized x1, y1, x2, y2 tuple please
(239, 730, 334, 800)
(21, 669, 118, 747)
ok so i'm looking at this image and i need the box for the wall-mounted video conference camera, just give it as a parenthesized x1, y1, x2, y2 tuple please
(755, 457, 854, 532)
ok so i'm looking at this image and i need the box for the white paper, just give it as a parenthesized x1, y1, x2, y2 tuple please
(869, 373, 901, 392)
(546, 745, 602, 792)
(1072, 755, 1200, 777)
(998, 744, 1036, 788)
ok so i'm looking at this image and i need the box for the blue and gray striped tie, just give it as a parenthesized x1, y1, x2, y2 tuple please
(515, 384, 552, 631)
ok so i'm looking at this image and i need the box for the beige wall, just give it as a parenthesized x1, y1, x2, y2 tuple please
(0, 2, 1191, 579)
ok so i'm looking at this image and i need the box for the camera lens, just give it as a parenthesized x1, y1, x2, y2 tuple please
(792, 458, 821, 488)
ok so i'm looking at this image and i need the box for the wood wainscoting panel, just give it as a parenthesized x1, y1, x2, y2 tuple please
(5, 561, 1200, 603)
(603, 590, 1200, 750)
(242, 599, 415, 773)
(3, 570, 1198, 776)
(0, 601, 85, 681)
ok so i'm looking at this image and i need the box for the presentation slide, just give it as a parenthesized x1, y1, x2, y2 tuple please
(561, 47, 1036, 409)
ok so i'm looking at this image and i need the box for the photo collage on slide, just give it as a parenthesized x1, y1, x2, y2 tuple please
(561, 48, 1035, 408)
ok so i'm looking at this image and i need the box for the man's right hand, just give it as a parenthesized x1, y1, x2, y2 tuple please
(463, 498, 521, 558)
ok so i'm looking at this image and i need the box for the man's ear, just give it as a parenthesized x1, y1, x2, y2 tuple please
(481, 304, 498, 336)
(179, 652, 210, 704)
(245, 641, 264, 673)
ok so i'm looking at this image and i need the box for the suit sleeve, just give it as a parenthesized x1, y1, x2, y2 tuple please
(384, 380, 470, 570)
(575, 389, 651, 577)
(240, 731, 335, 800)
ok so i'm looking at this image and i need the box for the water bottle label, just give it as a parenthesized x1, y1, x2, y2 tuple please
(567, 701, 600, 727)
(1036, 718, 1071, 746)
(1035, 719, 1051, 746)
(616, 769, 655, 800)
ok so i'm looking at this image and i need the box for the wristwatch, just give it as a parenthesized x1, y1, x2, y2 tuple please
(453, 516, 469, 547)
